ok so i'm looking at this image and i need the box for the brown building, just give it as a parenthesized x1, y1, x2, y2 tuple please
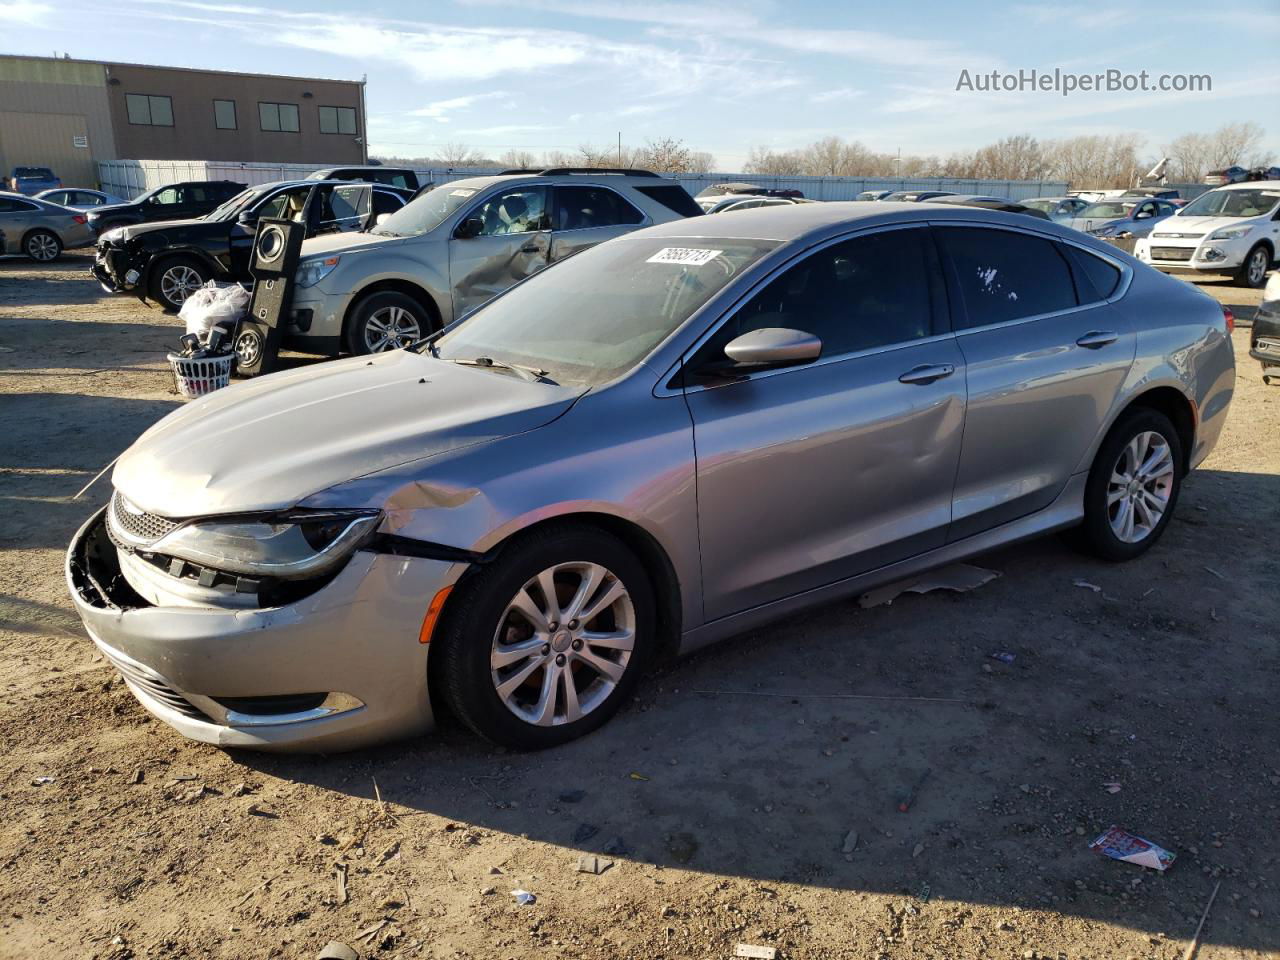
(0, 53, 366, 187)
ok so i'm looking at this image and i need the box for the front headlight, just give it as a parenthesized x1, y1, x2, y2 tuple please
(150, 509, 380, 579)
(295, 256, 340, 288)
(102, 227, 124, 242)
(1207, 226, 1251, 241)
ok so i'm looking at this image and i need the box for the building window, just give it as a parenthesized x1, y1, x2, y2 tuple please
(213, 99, 237, 130)
(125, 94, 174, 126)
(259, 101, 300, 133)
(318, 105, 358, 135)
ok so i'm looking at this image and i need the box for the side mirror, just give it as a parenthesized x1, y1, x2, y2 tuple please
(237, 209, 258, 225)
(375, 213, 392, 226)
(455, 217, 483, 239)
(1134, 210, 1152, 220)
(723, 327, 822, 368)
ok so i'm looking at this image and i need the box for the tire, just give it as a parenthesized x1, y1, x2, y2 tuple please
(344, 291, 431, 355)
(148, 256, 209, 312)
(1078, 408, 1183, 562)
(1235, 244, 1270, 288)
(434, 524, 655, 749)
(24, 229, 62, 263)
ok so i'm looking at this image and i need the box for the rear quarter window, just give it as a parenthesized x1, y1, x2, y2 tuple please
(1065, 245, 1122, 301)
(939, 227, 1078, 328)
(634, 184, 704, 218)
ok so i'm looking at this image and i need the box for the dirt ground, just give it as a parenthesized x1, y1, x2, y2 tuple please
(1, 253, 1277, 960)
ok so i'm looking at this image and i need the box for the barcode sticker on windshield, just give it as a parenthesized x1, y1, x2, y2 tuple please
(647, 247, 723, 266)
(449, 188, 477, 197)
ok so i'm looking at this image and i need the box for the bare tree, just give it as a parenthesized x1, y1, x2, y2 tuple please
(436, 142, 486, 166)
(687, 151, 717, 174)
(499, 149, 538, 170)
(743, 144, 805, 175)
(633, 137, 698, 173)
(1207, 122, 1267, 168)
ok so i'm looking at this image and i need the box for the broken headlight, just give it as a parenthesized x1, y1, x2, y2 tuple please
(149, 510, 380, 580)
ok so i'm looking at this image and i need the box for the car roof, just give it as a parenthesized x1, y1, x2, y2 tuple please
(441, 171, 674, 192)
(633, 200, 1083, 244)
(1209, 180, 1280, 191)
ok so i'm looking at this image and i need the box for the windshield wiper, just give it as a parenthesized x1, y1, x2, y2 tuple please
(450, 356, 556, 384)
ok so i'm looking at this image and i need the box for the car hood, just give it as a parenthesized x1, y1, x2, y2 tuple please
(299, 230, 399, 259)
(102, 218, 212, 243)
(112, 349, 585, 517)
(1151, 215, 1262, 236)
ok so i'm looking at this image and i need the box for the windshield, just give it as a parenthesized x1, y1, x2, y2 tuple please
(206, 186, 268, 221)
(1179, 187, 1280, 219)
(1078, 201, 1135, 219)
(371, 181, 484, 237)
(431, 236, 780, 386)
(16, 167, 53, 178)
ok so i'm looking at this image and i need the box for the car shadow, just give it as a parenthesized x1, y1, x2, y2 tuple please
(230, 467, 1280, 951)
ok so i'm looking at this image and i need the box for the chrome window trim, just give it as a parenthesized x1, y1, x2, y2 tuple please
(549, 182, 650, 233)
(654, 221, 947, 397)
(929, 219, 1134, 338)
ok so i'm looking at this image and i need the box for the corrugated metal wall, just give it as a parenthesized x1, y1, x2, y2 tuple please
(98, 158, 1070, 201)
(0, 57, 115, 186)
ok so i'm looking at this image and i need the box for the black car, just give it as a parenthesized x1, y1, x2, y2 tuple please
(306, 165, 423, 192)
(925, 194, 1052, 219)
(1249, 276, 1280, 385)
(85, 180, 245, 234)
(92, 178, 411, 311)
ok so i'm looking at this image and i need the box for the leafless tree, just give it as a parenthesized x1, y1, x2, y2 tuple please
(633, 137, 704, 173)
(743, 144, 805, 175)
(499, 149, 539, 170)
(436, 142, 487, 167)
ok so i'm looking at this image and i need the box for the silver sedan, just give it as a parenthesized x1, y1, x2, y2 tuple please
(67, 202, 1235, 752)
(0, 191, 95, 261)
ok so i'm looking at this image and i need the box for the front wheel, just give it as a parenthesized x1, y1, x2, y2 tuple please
(1078, 408, 1183, 562)
(25, 229, 62, 262)
(1235, 244, 1270, 288)
(149, 256, 210, 312)
(434, 525, 655, 749)
(344, 291, 431, 355)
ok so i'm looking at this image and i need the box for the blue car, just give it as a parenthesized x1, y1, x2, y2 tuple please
(8, 166, 61, 196)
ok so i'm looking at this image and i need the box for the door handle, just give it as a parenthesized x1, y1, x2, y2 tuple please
(520, 243, 540, 253)
(898, 363, 955, 385)
(1076, 330, 1119, 349)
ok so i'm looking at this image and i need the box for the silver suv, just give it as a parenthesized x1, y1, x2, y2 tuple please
(285, 168, 703, 355)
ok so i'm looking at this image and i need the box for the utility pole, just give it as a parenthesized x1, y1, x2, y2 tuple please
(618, 132, 622, 167)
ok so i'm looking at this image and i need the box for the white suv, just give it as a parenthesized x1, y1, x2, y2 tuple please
(1135, 182, 1280, 287)
(285, 168, 703, 356)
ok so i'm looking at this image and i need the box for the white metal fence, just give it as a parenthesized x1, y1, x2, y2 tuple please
(97, 158, 1070, 202)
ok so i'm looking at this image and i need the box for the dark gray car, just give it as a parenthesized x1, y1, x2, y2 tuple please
(0, 191, 94, 261)
(67, 202, 1235, 752)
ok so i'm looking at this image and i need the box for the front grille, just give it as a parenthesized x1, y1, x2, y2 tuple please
(109, 490, 180, 545)
(1150, 247, 1194, 261)
(99, 646, 209, 721)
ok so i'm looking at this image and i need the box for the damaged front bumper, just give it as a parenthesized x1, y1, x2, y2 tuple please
(91, 244, 141, 293)
(66, 506, 455, 752)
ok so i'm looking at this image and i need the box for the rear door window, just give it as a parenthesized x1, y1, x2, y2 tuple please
(552, 186, 644, 230)
(938, 227, 1078, 329)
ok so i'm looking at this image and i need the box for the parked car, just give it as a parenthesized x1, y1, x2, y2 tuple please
(1018, 196, 1090, 221)
(0, 192, 94, 261)
(704, 195, 809, 214)
(924, 195, 1051, 219)
(8, 166, 60, 195)
(1135, 182, 1280, 287)
(35, 187, 130, 209)
(880, 190, 955, 202)
(695, 183, 804, 211)
(1204, 166, 1249, 186)
(285, 168, 701, 356)
(66, 201, 1235, 752)
(1066, 198, 1178, 239)
(1121, 187, 1182, 202)
(1249, 271, 1280, 384)
(856, 190, 892, 201)
(307, 166, 423, 192)
(92, 179, 411, 310)
(1249, 166, 1280, 182)
(85, 180, 246, 234)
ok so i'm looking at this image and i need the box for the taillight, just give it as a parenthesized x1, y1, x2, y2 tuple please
(73, 214, 87, 225)
(1222, 307, 1234, 333)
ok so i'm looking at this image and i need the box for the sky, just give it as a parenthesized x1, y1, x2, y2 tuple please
(4, 0, 1278, 169)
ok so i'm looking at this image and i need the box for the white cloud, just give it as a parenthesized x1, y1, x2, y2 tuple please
(454, 123, 559, 137)
(410, 92, 509, 122)
(618, 103, 664, 117)
(811, 86, 864, 104)
(0, 0, 51, 24)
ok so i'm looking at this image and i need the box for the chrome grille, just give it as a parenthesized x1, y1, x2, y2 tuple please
(109, 490, 180, 545)
(99, 645, 208, 721)
(1150, 247, 1194, 262)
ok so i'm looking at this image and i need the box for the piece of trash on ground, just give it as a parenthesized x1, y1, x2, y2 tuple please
(841, 829, 859, 854)
(989, 651, 1016, 664)
(629, 772, 649, 781)
(576, 854, 614, 875)
(1073, 579, 1102, 593)
(735, 944, 778, 960)
(317, 942, 359, 960)
(858, 563, 1000, 608)
(512, 889, 537, 906)
(1089, 826, 1176, 871)
(1103, 782, 1122, 794)
(918, 881, 931, 902)
(898, 768, 931, 813)
(31, 776, 54, 786)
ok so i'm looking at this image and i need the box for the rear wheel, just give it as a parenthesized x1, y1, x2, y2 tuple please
(344, 291, 431, 355)
(434, 525, 654, 749)
(1235, 244, 1270, 288)
(1078, 408, 1183, 561)
(24, 229, 62, 262)
(149, 256, 209, 312)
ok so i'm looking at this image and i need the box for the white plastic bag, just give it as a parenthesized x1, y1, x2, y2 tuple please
(179, 280, 251, 340)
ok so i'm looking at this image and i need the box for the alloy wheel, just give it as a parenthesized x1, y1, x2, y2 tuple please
(160, 264, 204, 305)
(490, 562, 635, 727)
(363, 305, 421, 352)
(27, 233, 59, 261)
(1248, 248, 1268, 286)
(1107, 430, 1174, 543)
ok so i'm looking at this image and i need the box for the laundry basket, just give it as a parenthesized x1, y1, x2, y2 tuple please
(167, 351, 234, 398)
